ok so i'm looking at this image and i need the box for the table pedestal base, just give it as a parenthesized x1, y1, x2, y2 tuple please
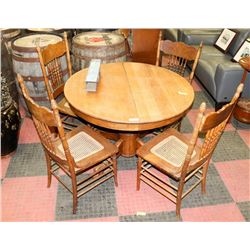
(119, 133, 138, 157)
(98, 129, 141, 157)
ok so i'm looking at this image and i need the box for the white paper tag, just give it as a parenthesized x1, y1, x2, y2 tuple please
(136, 212, 146, 216)
(178, 91, 188, 95)
(129, 118, 140, 122)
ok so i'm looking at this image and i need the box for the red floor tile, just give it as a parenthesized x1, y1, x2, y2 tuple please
(1, 157, 11, 179)
(115, 170, 175, 216)
(215, 160, 250, 202)
(181, 203, 245, 222)
(1, 176, 58, 222)
(19, 117, 40, 144)
(237, 129, 250, 148)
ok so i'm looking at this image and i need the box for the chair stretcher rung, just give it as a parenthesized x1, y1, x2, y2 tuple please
(182, 179, 202, 199)
(194, 173, 202, 179)
(52, 172, 73, 194)
(141, 161, 151, 170)
(185, 165, 203, 182)
(141, 166, 178, 191)
(54, 164, 71, 178)
(77, 174, 114, 198)
(141, 171, 177, 197)
(77, 168, 113, 192)
(76, 162, 112, 185)
(51, 165, 60, 172)
(140, 176, 177, 203)
(51, 161, 57, 167)
(61, 115, 77, 125)
(61, 117, 77, 125)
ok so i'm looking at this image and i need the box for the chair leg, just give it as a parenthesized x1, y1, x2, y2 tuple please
(136, 157, 142, 190)
(176, 178, 185, 217)
(202, 160, 210, 194)
(71, 176, 78, 214)
(45, 152, 52, 188)
(112, 154, 118, 187)
(72, 195, 78, 214)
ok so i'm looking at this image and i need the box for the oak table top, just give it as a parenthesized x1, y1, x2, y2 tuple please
(64, 62, 194, 130)
(64, 62, 194, 156)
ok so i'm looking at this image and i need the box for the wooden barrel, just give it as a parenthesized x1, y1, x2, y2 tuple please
(72, 32, 127, 71)
(11, 33, 67, 112)
(0, 29, 22, 54)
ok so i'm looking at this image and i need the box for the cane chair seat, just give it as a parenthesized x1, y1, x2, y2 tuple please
(138, 128, 201, 179)
(53, 125, 117, 172)
(151, 136, 196, 167)
(57, 129, 104, 162)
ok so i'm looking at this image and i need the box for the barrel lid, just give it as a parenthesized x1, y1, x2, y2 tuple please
(28, 28, 55, 32)
(0, 29, 21, 38)
(73, 32, 124, 47)
(13, 34, 62, 49)
(27, 28, 64, 32)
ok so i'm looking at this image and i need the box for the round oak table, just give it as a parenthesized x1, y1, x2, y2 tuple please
(64, 62, 194, 157)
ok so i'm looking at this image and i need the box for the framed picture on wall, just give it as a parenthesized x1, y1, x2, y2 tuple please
(214, 28, 237, 53)
(232, 39, 250, 62)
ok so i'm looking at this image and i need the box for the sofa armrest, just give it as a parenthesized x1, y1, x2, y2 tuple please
(214, 63, 247, 102)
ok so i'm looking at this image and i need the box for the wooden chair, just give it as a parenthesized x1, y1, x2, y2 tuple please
(150, 40, 203, 133)
(37, 32, 77, 130)
(17, 74, 118, 214)
(158, 40, 203, 84)
(136, 83, 243, 217)
(130, 29, 162, 65)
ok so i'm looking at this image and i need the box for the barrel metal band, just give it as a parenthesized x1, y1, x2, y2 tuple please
(12, 54, 40, 62)
(31, 96, 49, 102)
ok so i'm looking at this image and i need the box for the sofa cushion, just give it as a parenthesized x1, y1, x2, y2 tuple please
(228, 29, 250, 56)
(196, 53, 233, 99)
(200, 46, 225, 56)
